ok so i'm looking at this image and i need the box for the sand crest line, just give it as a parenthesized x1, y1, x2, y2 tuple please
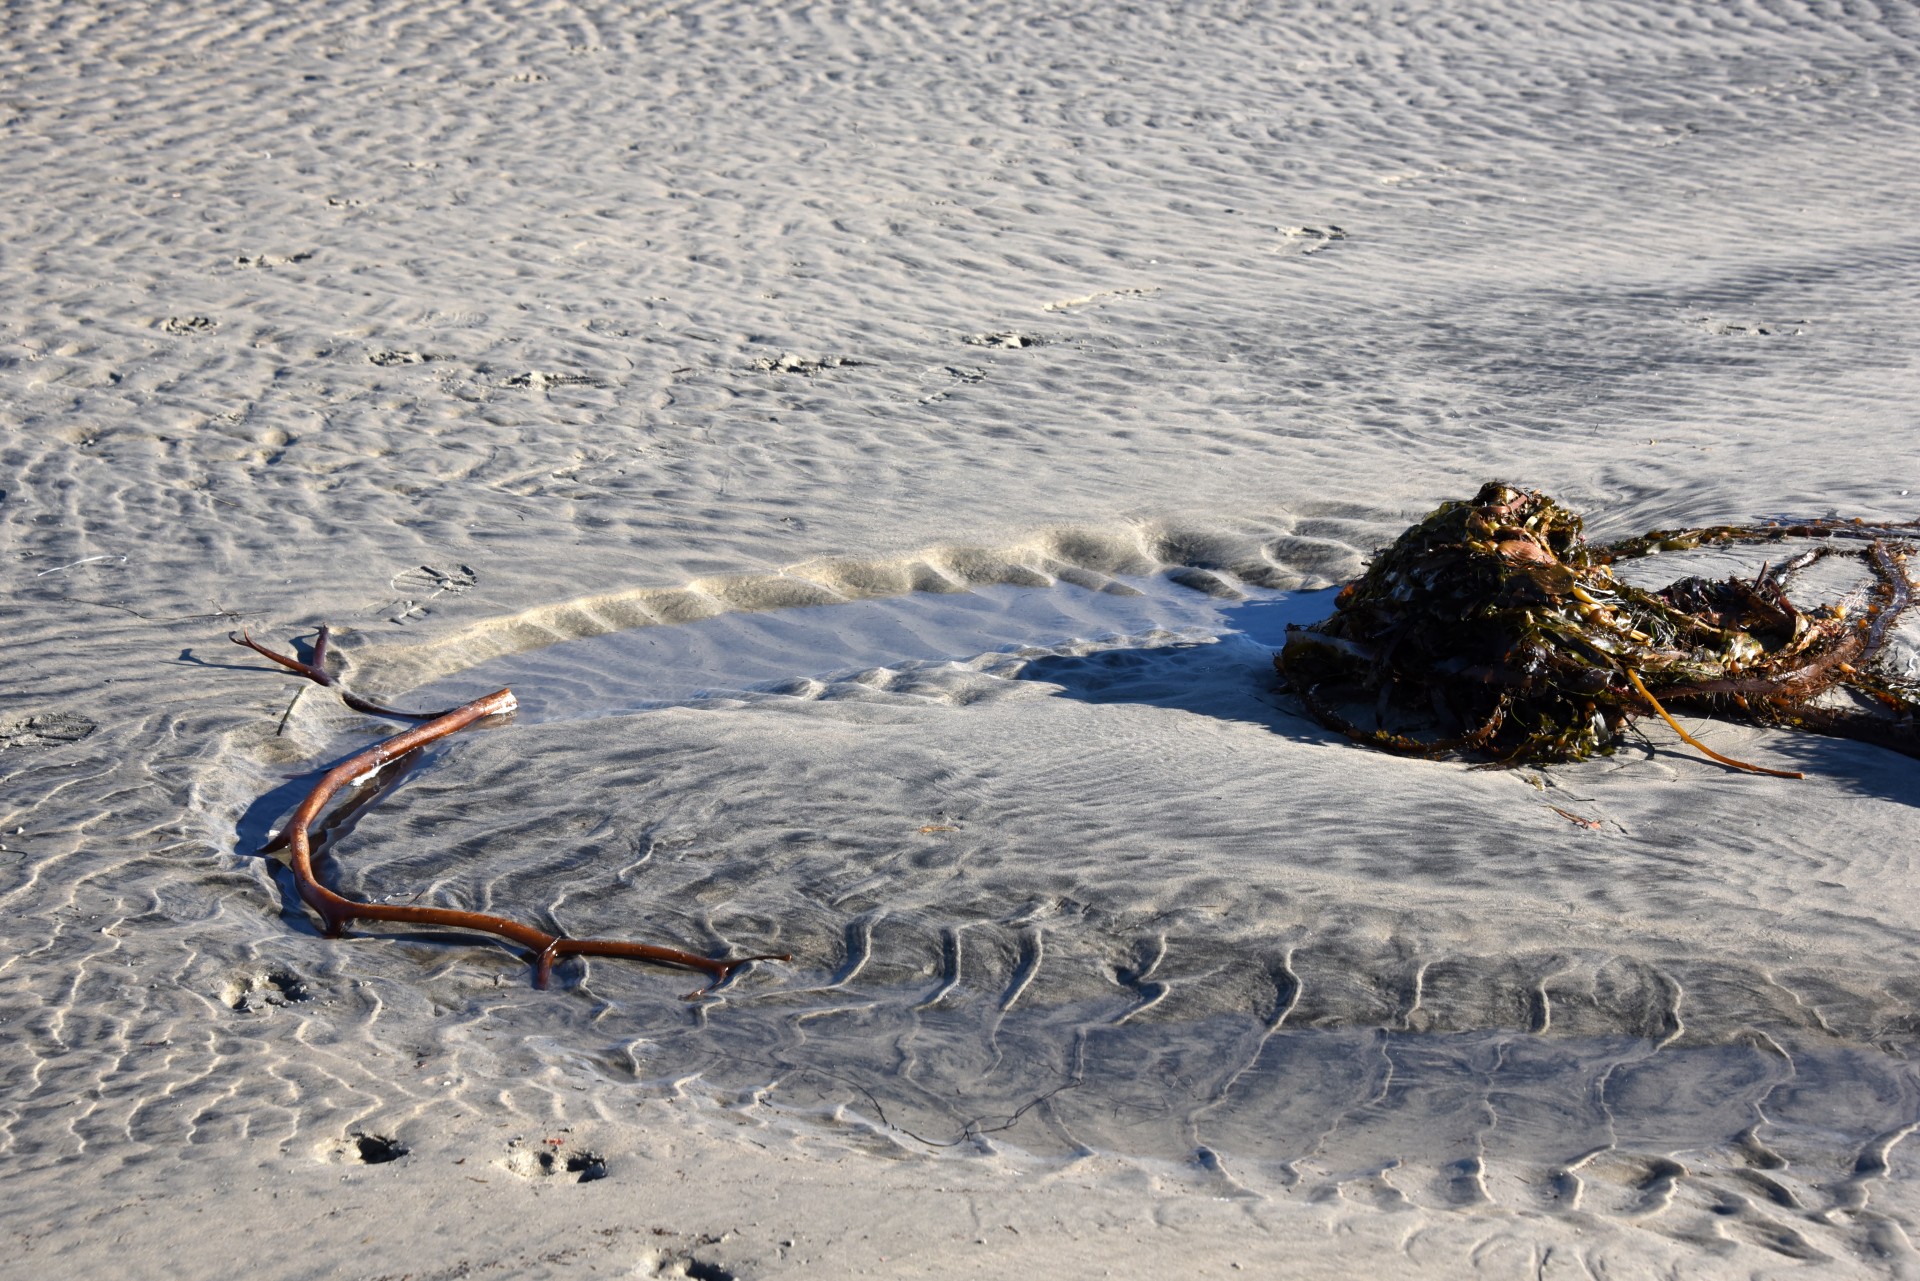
(356, 515, 1364, 698)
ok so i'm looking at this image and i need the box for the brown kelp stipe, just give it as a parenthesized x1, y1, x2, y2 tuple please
(1277, 484, 1920, 773)
(245, 633, 787, 996)
(1621, 668, 1802, 780)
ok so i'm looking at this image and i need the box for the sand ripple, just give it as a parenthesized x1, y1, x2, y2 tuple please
(6, 0, 1920, 1271)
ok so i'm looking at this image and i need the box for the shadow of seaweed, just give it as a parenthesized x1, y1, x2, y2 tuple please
(1755, 731, 1920, 809)
(1014, 592, 1336, 733)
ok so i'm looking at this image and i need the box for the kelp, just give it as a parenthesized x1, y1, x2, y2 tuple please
(1275, 483, 1920, 773)
(231, 630, 787, 994)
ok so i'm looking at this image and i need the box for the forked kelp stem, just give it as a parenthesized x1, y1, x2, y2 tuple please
(243, 632, 788, 996)
(232, 625, 458, 720)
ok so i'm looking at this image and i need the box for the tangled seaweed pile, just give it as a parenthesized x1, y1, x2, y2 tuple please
(1276, 483, 1920, 773)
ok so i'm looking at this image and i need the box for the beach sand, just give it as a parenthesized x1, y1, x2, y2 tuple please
(6, 1, 1920, 1276)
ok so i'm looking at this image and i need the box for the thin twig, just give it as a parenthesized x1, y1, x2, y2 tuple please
(1545, 805, 1603, 830)
(274, 685, 305, 737)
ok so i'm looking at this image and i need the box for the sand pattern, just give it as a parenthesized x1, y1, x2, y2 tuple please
(6, 0, 1920, 1275)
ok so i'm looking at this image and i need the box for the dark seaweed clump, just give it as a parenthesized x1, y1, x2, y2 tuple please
(1276, 482, 1920, 770)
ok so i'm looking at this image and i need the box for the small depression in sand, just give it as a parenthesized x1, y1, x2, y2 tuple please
(243, 565, 1920, 1224)
(405, 571, 1323, 724)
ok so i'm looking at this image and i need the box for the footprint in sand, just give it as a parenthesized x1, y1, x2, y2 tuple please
(322, 1132, 407, 1165)
(500, 1136, 609, 1183)
(159, 315, 217, 336)
(220, 968, 311, 1013)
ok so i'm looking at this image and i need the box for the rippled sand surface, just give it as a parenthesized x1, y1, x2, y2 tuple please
(6, 1, 1920, 1276)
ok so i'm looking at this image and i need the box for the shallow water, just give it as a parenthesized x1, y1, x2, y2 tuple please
(410, 572, 1325, 722)
(183, 569, 1920, 1225)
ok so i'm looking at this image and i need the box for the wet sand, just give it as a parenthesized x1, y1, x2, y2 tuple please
(6, 1, 1920, 1276)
